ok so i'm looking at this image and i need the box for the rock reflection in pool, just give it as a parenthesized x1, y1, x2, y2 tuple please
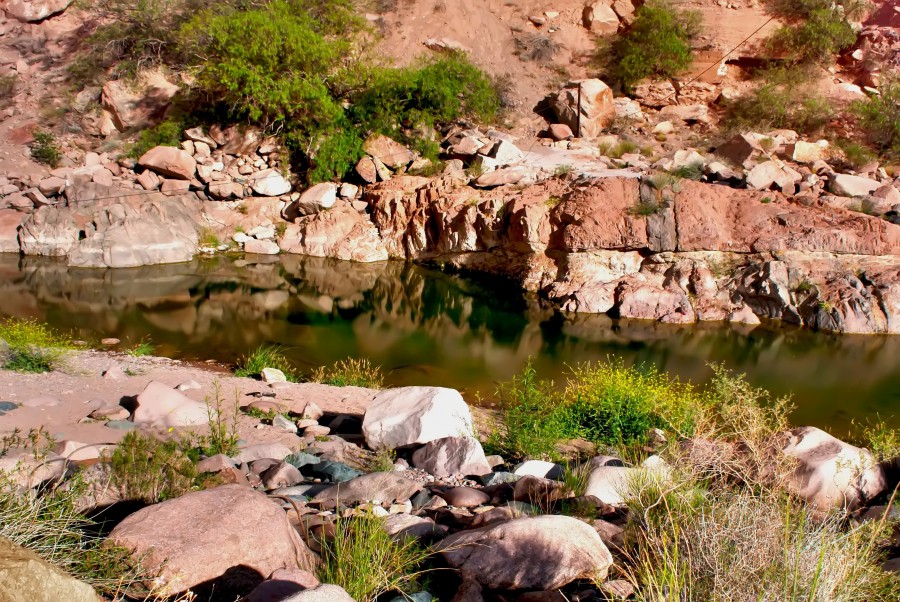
(0, 253, 898, 431)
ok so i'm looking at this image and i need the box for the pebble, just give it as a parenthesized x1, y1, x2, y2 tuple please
(176, 379, 202, 391)
(0, 401, 18, 415)
(105, 420, 138, 430)
(100, 338, 120, 346)
(438, 486, 490, 508)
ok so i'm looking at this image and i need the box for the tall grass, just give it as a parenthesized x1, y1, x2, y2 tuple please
(488, 360, 703, 461)
(234, 344, 297, 381)
(310, 358, 385, 388)
(0, 317, 73, 373)
(624, 480, 898, 601)
(107, 431, 198, 504)
(317, 513, 433, 601)
(0, 476, 137, 597)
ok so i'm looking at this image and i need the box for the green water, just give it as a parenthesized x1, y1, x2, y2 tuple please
(1, 253, 898, 432)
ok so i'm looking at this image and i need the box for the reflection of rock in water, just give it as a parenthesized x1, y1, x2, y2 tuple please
(1, 253, 900, 428)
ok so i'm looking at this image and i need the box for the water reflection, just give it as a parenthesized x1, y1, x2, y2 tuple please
(0, 253, 898, 431)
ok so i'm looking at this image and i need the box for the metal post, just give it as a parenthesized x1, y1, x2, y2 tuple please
(575, 82, 582, 138)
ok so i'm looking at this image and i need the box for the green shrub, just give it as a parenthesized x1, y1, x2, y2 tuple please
(606, 1, 702, 92)
(723, 67, 834, 134)
(108, 431, 197, 503)
(0, 74, 16, 108)
(127, 117, 185, 158)
(234, 343, 298, 381)
(197, 382, 240, 457)
(317, 513, 432, 601)
(126, 337, 155, 357)
(765, 0, 864, 64)
(310, 358, 384, 389)
(854, 79, 900, 159)
(30, 131, 62, 168)
(0, 318, 72, 373)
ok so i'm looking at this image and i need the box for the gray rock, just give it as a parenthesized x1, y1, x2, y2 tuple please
(232, 442, 293, 464)
(436, 515, 613, 590)
(438, 487, 490, 508)
(514, 460, 564, 480)
(311, 472, 422, 507)
(412, 436, 491, 478)
(829, 173, 881, 197)
(261, 461, 303, 490)
(272, 414, 297, 433)
(383, 514, 447, 540)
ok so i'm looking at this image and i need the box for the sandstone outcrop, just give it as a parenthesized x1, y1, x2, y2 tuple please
(108, 485, 317, 596)
(0, 537, 99, 602)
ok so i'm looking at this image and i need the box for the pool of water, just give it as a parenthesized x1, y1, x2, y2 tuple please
(1, 253, 898, 433)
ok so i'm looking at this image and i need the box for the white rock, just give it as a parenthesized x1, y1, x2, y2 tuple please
(133, 381, 211, 428)
(653, 121, 674, 135)
(294, 183, 337, 216)
(362, 387, 474, 451)
(781, 426, 886, 512)
(514, 460, 564, 480)
(244, 239, 280, 255)
(176, 379, 202, 392)
(249, 168, 292, 197)
(261, 367, 287, 383)
(411, 436, 492, 477)
(829, 173, 880, 197)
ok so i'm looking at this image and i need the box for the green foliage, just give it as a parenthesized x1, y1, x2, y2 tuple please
(234, 343, 298, 381)
(839, 139, 878, 169)
(30, 131, 62, 168)
(765, 0, 865, 64)
(297, 125, 365, 184)
(554, 164, 574, 177)
(108, 431, 197, 504)
(0, 318, 72, 373)
(606, 1, 702, 92)
(599, 139, 638, 159)
(198, 226, 220, 248)
(180, 0, 353, 128)
(317, 513, 432, 601)
(852, 414, 900, 463)
(350, 53, 500, 139)
(367, 448, 397, 473)
(127, 118, 184, 158)
(126, 337, 155, 357)
(854, 80, 900, 159)
(1, 427, 56, 461)
(198, 382, 241, 457)
(310, 358, 385, 388)
(723, 67, 834, 134)
(671, 162, 704, 181)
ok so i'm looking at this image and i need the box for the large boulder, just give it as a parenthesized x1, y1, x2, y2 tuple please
(137, 146, 197, 181)
(279, 205, 388, 263)
(18, 191, 201, 268)
(132, 381, 211, 428)
(411, 436, 492, 478)
(546, 79, 616, 138)
(582, 2, 620, 34)
(3, 0, 73, 22)
(0, 537, 99, 602)
(829, 173, 881, 197)
(363, 135, 415, 169)
(250, 168, 292, 197)
(108, 485, 317, 597)
(436, 515, 613, 590)
(780, 426, 886, 512)
(101, 73, 179, 132)
(0, 209, 25, 253)
(362, 386, 475, 451)
(288, 183, 337, 217)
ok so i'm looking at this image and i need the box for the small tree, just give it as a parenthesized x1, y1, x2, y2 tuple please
(607, 1, 702, 93)
(854, 79, 900, 159)
(765, 0, 866, 64)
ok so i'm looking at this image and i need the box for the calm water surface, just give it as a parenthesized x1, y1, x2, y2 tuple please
(1, 253, 898, 432)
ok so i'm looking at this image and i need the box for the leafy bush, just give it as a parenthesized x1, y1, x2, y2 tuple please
(765, 0, 864, 64)
(126, 337, 155, 357)
(310, 358, 384, 389)
(30, 131, 62, 168)
(108, 431, 197, 503)
(723, 67, 834, 134)
(127, 118, 184, 158)
(489, 360, 703, 460)
(317, 513, 432, 601)
(0, 318, 72, 373)
(234, 343, 298, 381)
(854, 79, 900, 159)
(605, 1, 702, 92)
